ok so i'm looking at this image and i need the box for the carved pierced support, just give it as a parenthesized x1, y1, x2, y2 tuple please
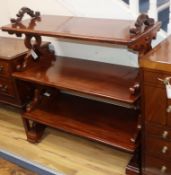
(22, 118, 46, 143)
(11, 7, 40, 24)
(26, 88, 43, 112)
(128, 35, 154, 56)
(16, 34, 42, 71)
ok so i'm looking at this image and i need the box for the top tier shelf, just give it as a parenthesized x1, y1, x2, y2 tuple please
(1, 15, 161, 46)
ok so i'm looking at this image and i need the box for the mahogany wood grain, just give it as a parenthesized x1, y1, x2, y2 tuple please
(0, 37, 50, 107)
(0, 37, 29, 60)
(12, 56, 139, 105)
(23, 92, 139, 153)
(145, 136, 171, 160)
(1, 15, 161, 47)
(141, 36, 171, 175)
(140, 35, 171, 72)
(144, 156, 171, 175)
(0, 60, 10, 77)
(0, 78, 15, 97)
(145, 123, 171, 141)
(143, 85, 167, 125)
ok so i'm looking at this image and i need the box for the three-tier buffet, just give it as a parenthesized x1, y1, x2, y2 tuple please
(1, 8, 161, 175)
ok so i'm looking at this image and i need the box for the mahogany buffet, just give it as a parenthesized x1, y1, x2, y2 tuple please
(1, 7, 161, 175)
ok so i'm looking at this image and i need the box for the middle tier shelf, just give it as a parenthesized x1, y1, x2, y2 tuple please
(23, 92, 139, 153)
(13, 56, 139, 106)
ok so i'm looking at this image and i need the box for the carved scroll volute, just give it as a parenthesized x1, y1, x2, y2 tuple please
(11, 7, 40, 24)
(128, 14, 161, 55)
(129, 14, 155, 35)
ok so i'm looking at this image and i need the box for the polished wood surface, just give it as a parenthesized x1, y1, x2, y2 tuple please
(145, 123, 171, 141)
(140, 35, 171, 72)
(0, 104, 132, 175)
(141, 36, 171, 175)
(0, 37, 28, 60)
(145, 136, 171, 160)
(23, 92, 139, 153)
(1, 13, 162, 175)
(0, 37, 29, 107)
(144, 85, 166, 125)
(0, 37, 50, 107)
(1, 15, 161, 46)
(144, 156, 171, 175)
(13, 56, 139, 105)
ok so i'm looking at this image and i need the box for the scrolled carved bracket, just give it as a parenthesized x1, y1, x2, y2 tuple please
(128, 21, 161, 55)
(16, 34, 42, 71)
(130, 14, 155, 35)
(10, 7, 40, 24)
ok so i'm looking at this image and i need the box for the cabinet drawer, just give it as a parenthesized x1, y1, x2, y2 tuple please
(143, 71, 171, 87)
(145, 137, 171, 160)
(145, 124, 171, 141)
(0, 60, 10, 77)
(144, 156, 171, 175)
(0, 78, 14, 97)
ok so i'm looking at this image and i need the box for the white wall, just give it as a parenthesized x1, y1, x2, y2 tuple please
(0, 0, 139, 67)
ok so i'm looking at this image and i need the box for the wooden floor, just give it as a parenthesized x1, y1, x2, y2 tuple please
(0, 104, 131, 175)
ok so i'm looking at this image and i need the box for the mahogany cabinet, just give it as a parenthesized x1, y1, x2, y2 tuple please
(0, 37, 32, 107)
(1, 8, 161, 175)
(140, 35, 171, 175)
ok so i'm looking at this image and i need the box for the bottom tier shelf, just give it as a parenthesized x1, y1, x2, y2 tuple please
(23, 92, 139, 153)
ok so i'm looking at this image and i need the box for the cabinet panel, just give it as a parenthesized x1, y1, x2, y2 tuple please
(0, 78, 14, 97)
(0, 60, 10, 77)
(144, 156, 171, 175)
(144, 85, 167, 125)
(145, 136, 171, 160)
(145, 124, 171, 141)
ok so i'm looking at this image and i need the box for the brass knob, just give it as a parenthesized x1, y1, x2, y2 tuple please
(1, 85, 8, 92)
(162, 146, 168, 154)
(167, 106, 171, 113)
(161, 166, 167, 173)
(162, 131, 168, 139)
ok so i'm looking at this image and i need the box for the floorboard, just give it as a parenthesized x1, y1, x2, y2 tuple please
(0, 104, 131, 175)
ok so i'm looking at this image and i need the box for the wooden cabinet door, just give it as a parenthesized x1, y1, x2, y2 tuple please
(144, 85, 167, 125)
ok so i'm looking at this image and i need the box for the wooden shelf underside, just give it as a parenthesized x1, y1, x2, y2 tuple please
(13, 56, 139, 105)
(24, 93, 139, 153)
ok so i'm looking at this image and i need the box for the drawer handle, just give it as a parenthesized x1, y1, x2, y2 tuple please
(162, 146, 168, 154)
(0, 84, 8, 92)
(158, 77, 171, 85)
(161, 166, 167, 173)
(167, 106, 171, 113)
(162, 131, 169, 139)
